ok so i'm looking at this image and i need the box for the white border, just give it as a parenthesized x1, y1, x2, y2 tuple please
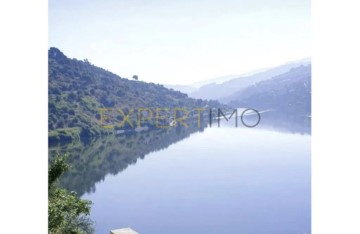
(0, 0, 48, 233)
(313, 0, 360, 233)
(1, 0, 360, 233)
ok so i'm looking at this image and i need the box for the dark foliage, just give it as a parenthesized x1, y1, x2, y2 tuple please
(48, 47, 221, 142)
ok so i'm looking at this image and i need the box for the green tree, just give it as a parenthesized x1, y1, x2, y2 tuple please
(49, 155, 94, 234)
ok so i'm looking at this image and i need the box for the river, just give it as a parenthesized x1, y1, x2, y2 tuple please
(49, 114, 311, 234)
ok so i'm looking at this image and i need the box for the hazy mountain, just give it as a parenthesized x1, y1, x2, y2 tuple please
(164, 75, 240, 94)
(190, 75, 243, 88)
(226, 65, 311, 116)
(188, 58, 311, 101)
(164, 84, 197, 94)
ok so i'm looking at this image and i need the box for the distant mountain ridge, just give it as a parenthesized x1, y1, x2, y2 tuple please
(189, 59, 311, 100)
(227, 65, 311, 116)
(164, 84, 197, 94)
(165, 58, 310, 101)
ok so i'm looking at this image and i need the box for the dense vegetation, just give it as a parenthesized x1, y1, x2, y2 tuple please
(48, 155, 94, 234)
(48, 47, 220, 143)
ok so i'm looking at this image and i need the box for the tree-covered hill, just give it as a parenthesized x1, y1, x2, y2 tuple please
(48, 47, 220, 142)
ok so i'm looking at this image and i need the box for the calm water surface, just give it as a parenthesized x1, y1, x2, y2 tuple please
(67, 125, 311, 234)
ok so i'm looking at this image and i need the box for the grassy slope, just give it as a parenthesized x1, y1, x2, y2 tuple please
(48, 47, 221, 142)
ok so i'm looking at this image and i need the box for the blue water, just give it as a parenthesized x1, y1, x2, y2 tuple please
(82, 127, 311, 234)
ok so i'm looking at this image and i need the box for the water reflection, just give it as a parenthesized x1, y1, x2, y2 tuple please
(49, 112, 311, 234)
(49, 112, 310, 197)
(49, 123, 206, 196)
(211, 109, 310, 135)
(83, 123, 310, 234)
(243, 110, 310, 134)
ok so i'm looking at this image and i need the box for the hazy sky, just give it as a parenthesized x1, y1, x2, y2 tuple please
(49, 0, 311, 85)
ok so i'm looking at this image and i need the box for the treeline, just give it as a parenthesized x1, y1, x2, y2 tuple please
(48, 47, 221, 143)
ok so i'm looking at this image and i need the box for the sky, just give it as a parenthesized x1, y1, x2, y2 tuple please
(49, 0, 311, 85)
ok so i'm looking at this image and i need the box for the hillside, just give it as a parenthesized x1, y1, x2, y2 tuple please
(226, 65, 311, 116)
(188, 59, 310, 101)
(48, 47, 220, 142)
